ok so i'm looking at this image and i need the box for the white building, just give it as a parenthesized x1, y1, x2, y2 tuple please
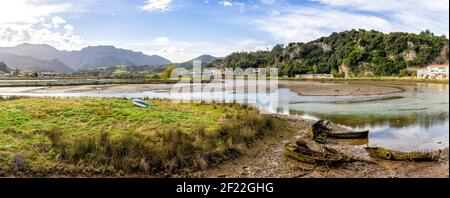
(416, 64, 449, 80)
(0, 71, 11, 77)
(295, 74, 333, 79)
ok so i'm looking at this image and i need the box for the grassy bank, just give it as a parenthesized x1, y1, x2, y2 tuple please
(0, 98, 283, 177)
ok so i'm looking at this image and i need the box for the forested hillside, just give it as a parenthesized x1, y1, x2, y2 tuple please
(208, 29, 449, 77)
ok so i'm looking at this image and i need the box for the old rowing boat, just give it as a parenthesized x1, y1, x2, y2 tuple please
(284, 143, 343, 164)
(328, 130, 369, 139)
(365, 147, 440, 162)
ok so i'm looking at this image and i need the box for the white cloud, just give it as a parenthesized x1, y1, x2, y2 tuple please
(0, 24, 84, 50)
(64, 24, 75, 32)
(52, 16, 67, 28)
(218, 1, 246, 12)
(219, 1, 233, 6)
(104, 38, 269, 63)
(154, 37, 170, 44)
(255, 0, 449, 43)
(0, 0, 73, 24)
(311, 0, 449, 13)
(311, 0, 449, 36)
(0, 1, 85, 50)
(141, 0, 172, 12)
(256, 7, 391, 42)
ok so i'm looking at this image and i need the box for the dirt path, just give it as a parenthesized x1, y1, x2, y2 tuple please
(184, 115, 449, 178)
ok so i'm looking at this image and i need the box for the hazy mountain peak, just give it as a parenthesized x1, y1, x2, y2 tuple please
(193, 54, 218, 61)
(0, 43, 172, 72)
(82, 45, 117, 51)
(17, 43, 55, 48)
(174, 54, 218, 69)
(0, 52, 74, 73)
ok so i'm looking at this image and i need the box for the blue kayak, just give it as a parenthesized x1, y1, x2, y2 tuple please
(132, 99, 151, 108)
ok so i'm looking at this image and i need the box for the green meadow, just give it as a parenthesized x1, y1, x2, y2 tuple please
(0, 97, 282, 176)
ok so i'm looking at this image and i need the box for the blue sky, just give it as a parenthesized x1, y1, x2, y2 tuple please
(0, 0, 449, 62)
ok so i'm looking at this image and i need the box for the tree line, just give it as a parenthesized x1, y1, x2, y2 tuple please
(0, 62, 9, 73)
(207, 29, 449, 77)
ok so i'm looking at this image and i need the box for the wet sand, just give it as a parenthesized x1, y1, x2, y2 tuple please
(0, 80, 405, 96)
(0, 84, 175, 94)
(183, 115, 448, 178)
(279, 81, 404, 96)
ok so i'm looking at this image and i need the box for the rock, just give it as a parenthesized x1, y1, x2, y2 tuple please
(11, 153, 26, 172)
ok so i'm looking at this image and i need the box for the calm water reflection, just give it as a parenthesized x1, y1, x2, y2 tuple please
(286, 83, 449, 151)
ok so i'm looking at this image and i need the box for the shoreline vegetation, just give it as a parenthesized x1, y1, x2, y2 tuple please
(0, 97, 283, 177)
(280, 77, 449, 84)
(0, 76, 448, 88)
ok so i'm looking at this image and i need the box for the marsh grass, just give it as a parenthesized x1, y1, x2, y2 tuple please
(0, 98, 282, 176)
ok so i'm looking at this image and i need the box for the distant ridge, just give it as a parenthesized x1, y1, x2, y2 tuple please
(0, 43, 172, 73)
(176, 54, 219, 69)
(0, 52, 74, 73)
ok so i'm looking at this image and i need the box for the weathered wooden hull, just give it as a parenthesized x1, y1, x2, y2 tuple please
(365, 147, 440, 162)
(329, 130, 369, 139)
(284, 144, 343, 164)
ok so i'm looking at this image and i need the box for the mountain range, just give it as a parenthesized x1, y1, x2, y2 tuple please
(176, 54, 219, 69)
(0, 52, 74, 73)
(74, 54, 220, 77)
(0, 43, 172, 73)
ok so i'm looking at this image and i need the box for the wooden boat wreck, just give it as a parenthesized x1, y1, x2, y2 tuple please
(328, 130, 369, 139)
(365, 147, 440, 162)
(309, 120, 370, 143)
(309, 120, 332, 143)
(284, 141, 344, 165)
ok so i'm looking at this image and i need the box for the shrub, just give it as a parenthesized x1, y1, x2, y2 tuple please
(149, 74, 161, 80)
(399, 69, 414, 77)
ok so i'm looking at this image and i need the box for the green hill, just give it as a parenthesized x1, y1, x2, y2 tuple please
(0, 62, 9, 73)
(208, 29, 449, 77)
(176, 55, 219, 69)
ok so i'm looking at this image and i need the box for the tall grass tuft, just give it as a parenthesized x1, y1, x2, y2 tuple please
(37, 103, 280, 175)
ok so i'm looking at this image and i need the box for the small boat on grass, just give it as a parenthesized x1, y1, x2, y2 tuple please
(365, 147, 440, 162)
(132, 99, 151, 108)
(328, 130, 369, 139)
(284, 142, 344, 165)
